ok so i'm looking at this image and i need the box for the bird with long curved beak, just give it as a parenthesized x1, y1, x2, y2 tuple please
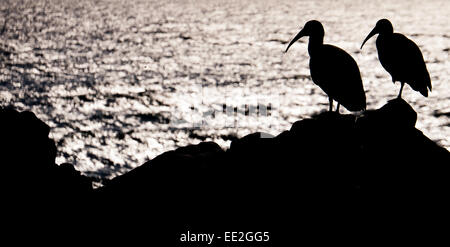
(285, 20, 366, 112)
(361, 19, 431, 98)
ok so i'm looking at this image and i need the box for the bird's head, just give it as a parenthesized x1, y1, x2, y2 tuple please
(285, 20, 324, 53)
(361, 19, 394, 49)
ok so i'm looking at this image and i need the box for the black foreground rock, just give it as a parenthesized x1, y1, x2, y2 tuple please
(101, 98, 448, 198)
(0, 107, 93, 199)
(1, 99, 449, 244)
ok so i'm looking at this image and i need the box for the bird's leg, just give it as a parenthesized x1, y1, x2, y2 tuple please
(329, 98, 333, 112)
(335, 103, 340, 113)
(397, 82, 404, 98)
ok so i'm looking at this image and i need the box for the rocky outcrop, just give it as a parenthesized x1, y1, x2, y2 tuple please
(102, 98, 448, 197)
(98, 98, 449, 228)
(0, 107, 93, 201)
(1, 99, 449, 243)
(5, 98, 447, 202)
(93, 98, 449, 244)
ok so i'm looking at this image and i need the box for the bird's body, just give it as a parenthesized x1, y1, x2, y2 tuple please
(376, 33, 431, 96)
(309, 44, 366, 112)
(361, 19, 431, 97)
(286, 20, 366, 112)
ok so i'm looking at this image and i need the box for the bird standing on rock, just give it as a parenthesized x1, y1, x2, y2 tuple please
(361, 19, 432, 98)
(285, 20, 366, 112)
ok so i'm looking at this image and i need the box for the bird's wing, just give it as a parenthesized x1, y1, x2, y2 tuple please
(310, 45, 365, 110)
(315, 45, 363, 87)
(391, 34, 431, 89)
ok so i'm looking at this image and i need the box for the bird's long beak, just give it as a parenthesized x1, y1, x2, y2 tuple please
(361, 27, 378, 49)
(285, 29, 305, 53)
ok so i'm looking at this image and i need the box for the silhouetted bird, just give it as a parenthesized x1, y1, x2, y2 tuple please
(285, 20, 366, 112)
(361, 19, 432, 98)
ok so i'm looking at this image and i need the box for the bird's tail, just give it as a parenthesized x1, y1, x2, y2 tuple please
(343, 93, 366, 112)
(419, 87, 428, 97)
(419, 70, 432, 97)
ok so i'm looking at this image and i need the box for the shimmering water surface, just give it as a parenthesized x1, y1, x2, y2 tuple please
(0, 0, 448, 178)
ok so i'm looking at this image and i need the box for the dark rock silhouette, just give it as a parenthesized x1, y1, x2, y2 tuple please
(102, 98, 448, 200)
(286, 20, 366, 111)
(0, 107, 93, 201)
(97, 98, 448, 243)
(361, 19, 432, 98)
(1, 100, 448, 244)
(100, 141, 225, 198)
